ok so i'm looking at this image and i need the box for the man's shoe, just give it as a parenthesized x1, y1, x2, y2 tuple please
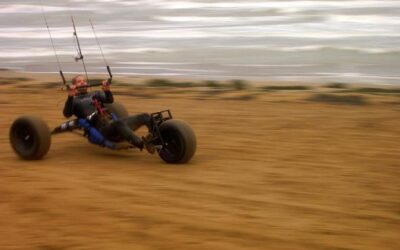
(142, 133, 156, 154)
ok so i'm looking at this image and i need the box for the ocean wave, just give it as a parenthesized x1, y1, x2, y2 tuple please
(0, 4, 84, 14)
(153, 15, 292, 23)
(71, 0, 123, 3)
(312, 72, 400, 80)
(154, 14, 400, 26)
(329, 15, 400, 25)
(1, 44, 399, 59)
(0, 47, 174, 58)
(113, 72, 184, 76)
(112, 48, 173, 53)
(27, 71, 184, 77)
(225, 64, 319, 68)
(117, 62, 196, 65)
(0, 27, 212, 39)
(2, 26, 400, 40)
(0, 27, 84, 39)
(0, 49, 68, 58)
(101, 66, 222, 73)
(139, 0, 400, 11)
(268, 74, 400, 83)
(215, 45, 400, 55)
(273, 46, 400, 54)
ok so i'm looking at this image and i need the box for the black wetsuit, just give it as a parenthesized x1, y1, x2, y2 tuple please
(63, 90, 114, 125)
(63, 90, 151, 147)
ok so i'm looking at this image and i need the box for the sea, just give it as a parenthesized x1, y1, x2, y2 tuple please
(1, 0, 400, 84)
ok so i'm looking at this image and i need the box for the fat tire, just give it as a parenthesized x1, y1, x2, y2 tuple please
(9, 116, 51, 160)
(158, 119, 196, 164)
(105, 102, 129, 119)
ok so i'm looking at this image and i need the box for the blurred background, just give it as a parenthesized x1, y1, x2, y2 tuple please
(1, 0, 400, 83)
(1, 2, 400, 250)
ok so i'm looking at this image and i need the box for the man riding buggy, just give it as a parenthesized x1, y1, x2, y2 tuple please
(63, 75, 155, 153)
(9, 73, 197, 163)
(9, 15, 196, 164)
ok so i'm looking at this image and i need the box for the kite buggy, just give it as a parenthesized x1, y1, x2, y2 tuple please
(9, 13, 196, 164)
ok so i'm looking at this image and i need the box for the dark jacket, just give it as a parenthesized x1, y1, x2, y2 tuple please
(63, 90, 114, 119)
(63, 90, 114, 131)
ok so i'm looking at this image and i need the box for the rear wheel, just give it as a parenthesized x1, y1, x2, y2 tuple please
(105, 102, 128, 119)
(158, 119, 196, 164)
(9, 116, 51, 160)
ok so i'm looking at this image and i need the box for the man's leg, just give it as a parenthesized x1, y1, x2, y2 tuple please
(123, 113, 153, 132)
(104, 113, 152, 150)
(109, 120, 143, 149)
(121, 113, 155, 153)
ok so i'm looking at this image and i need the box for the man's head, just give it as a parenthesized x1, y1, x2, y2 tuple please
(72, 75, 88, 93)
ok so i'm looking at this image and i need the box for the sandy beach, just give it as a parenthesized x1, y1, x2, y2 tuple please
(0, 71, 399, 250)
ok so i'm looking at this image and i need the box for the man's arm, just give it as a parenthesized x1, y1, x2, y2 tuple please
(63, 85, 76, 118)
(98, 80, 114, 103)
(103, 90, 114, 103)
(63, 96, 74, 118)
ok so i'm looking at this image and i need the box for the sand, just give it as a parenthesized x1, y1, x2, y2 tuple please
(0, 71, 399, 250)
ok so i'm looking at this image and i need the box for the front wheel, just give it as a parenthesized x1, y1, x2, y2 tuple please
(9, 116, 51, 160)
(158, 119, 196, 164)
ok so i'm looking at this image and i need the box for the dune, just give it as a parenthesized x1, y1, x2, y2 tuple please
(0, 71, 399, 250)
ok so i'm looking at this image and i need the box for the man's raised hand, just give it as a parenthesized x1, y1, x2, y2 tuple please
(102, 79, 111, 91)
(67, 85, 77, 97)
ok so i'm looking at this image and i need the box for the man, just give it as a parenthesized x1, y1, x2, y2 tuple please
(63, 75, 153, 152)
